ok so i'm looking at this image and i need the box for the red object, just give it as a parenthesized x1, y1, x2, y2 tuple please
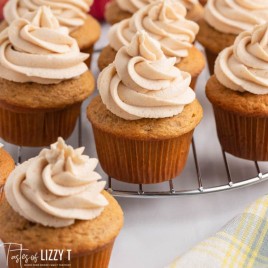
(0, 0, 7, 20)
(0, 0, 109, 21)
(90, 0, 110, 21)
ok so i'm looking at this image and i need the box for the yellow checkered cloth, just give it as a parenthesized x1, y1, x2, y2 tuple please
(168, 196, 268, 268)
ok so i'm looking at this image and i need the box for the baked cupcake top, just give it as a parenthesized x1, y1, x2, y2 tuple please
(0, 144, 15, 187)
(0, 6, 88, 84)
(215, 23, 268, 95)
(205, 0, 268, 35)
(116, 0, 199, 14)
(5, 138, 108, 228)
(98, 31, 195, 120)
(4, 0, 93, 33)
(109, 0, 199, 63)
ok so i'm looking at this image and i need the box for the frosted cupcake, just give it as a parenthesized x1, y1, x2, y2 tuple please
(197, 0, 268, 74)
(99, 0, 205, 89)
(0, 7, 94, 146)
(0, 138, 124, 268)
(1, 0, 100, 66)
(89, 32, 203, 184)
(105, 0, 204, 24)
(206, 23, 268, 160)
(0, 143, 14, 202)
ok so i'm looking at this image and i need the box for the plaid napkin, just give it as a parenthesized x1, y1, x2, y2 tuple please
(168, 196, 268, 268)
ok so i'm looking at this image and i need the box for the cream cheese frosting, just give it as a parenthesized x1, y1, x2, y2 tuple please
(215, 23, 268, 95)
(116, 0, 198, 14)
(98, 31, 195, 120)
(0, 6, 89, 84)
(205, 0, 268, 35)
(109, 0, 199, 63)
(5, 138, 108, 228)
(4, 0, 93, 33)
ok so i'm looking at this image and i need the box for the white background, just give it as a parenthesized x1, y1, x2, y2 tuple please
(1, 24, 268, 268)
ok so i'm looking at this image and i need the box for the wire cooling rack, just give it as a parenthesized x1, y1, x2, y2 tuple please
(1, 44, 268, 199)
(7, 108, 268, 199)
(106, 141, 268, 198)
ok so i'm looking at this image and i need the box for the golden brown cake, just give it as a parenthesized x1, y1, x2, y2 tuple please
(0, 71, 94, 146)
(70, 15, 101, 67)
(105, 1, 131, 25)
(98, 45, 205, 90)
(206, 76, 268, 160)
(89, 32, 203, 184)
(0, 16, 101, 61)
(197, 19, 236, 74)
(0, 147, 14, 202)
(101, 1, 205, 90)
(0, 139, 124, 268)
(88, 96, 202, 184)
(206, 23, 268, 161)
(0, 191, 123, 268)
(0, 7, 95, 147)
(88, 96, 202, 141)
(105, 0, 204, 24)
(2, 0, 101, 67)
(198, 0, 268, 74)
(0, 20, 7, 32)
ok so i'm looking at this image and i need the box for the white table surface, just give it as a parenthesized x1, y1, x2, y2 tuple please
(1, 24, 268, 268)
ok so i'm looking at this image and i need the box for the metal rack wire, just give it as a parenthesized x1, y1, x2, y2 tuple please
(105, 141, 268, 198)
(4, 130, 267, 199)
(2, 46, 268, 199)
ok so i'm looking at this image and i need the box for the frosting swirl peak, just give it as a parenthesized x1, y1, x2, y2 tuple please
(215, 23, 268, 95)
(5, 138, 108, 228)
(109, 0, 199, 63)
(4, 0, 93, 32)
(205, 0, 268, 34)
(0, 6, 88, 84)
(98, 31, 195, 120)
(116, 0, 198, 14)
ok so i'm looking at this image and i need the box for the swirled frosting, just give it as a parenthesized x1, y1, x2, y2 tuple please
(180, 0, 198, 10)
(215, 23, 268, 95)
(0, 6, 88, 84)
(109, 0, 199, 63)
(4, 0, 93, 32)
(98, 31, 195, 120)
(116, 0, 198, 14)
(205, 0, 268, 34)
(5, 138, 108, 228)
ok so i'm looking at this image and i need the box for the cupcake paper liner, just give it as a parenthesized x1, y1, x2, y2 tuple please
(213, 105, 268, 161)
(205, 48, 218, 75)
(92, 126, 194, 184)
(0, 102, 82, 147)
(82, 45, 94, 68)
(190, 76, 198, 91)
(0, 186, 3, 204)
(4, 240, 115, 268)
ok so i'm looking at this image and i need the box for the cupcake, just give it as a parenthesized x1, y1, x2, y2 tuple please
(197, 0, 268, 74)
(88, 32, 203, 184)
(99, 0, 205, 89)
(206, 23, 268, 161)
(0, 138, 124, 268)
(0, 7, 94, 147)
(0, 143, 14, 202)
(1, 0, 101, 67)
(105, 0, 204, 24)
